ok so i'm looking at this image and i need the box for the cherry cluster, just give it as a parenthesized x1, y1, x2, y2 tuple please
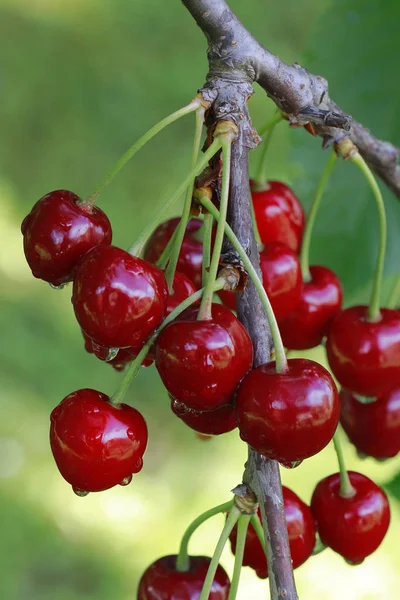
(21, 139, 397, 595)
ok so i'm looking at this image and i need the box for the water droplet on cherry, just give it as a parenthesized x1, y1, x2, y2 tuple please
(105, 347, 119, 362)
(280, 460, 303, 469)
(119, 474, 132, 486)
(73, 487, 89, 497)
(49, 282, 68, 290)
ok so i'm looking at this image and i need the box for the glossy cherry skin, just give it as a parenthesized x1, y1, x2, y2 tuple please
(229, 487, 316, 579)
(21, 190, 112, 286)
(138, 555, 230, 599)
(219, 243, 302, 320)
(72, 245, 168, 349)
(171, 399, 237, 435)
(156, 303, 253, 411)
(144, 218, 204, 289)
(251, 181, 305, 252)
(311, 472, 390, 564)
(340, 388, 400, 459)
(236, 358, 340, 462)
(279, 265, 343, 350)
(50, 389, 148, 493)
(326, 306, 400, 397)
(167, 271, 197, 315)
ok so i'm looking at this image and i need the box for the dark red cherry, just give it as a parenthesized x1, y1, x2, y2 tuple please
(219, 243, 302, 320)
(22, 190, 112, 286)
(167, 271, 197, 315)
(326, 306, 400, 396)
(155, 303, 253, 411)
(340, 388, 400, 459)
(251, 181, 305, 252)
(279, 265, 343, 350)
(229, 486, 316, 579)
(311, 472, 390, 564)
(236, 358, 339, 462)
(72, 245, 168, 349)
(138, 555, 230, 599)
(50, 389, 148, 493)
(144, 218, 204, 289)
(171, 399, 237, 435)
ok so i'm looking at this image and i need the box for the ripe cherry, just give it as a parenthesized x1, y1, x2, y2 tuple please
(279, 265, 343, 349)
(167, 271, 197, 315)
(236, 358, 339, 463)
(21, 190, 112, 286)
(144, 218, 204, 288)
(50, 389, 148, 494)
(156, 303, 253, 411)
(251, 180, 305, 252)
(138, 555, 230, 599)
(219, 243, 302, 321)
(171, 399, 237, 435)
(340, 388, 400, 459)
(229, 487, 316, 579)
(72, 245, 168, 350)
(326, 306, 400, 396)
(311, 472, 390, 564)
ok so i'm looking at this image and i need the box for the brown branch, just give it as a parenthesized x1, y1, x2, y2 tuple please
(182, 0, 400, 197)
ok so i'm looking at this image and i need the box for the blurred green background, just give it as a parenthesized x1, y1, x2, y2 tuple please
(1, 0, 399, 598)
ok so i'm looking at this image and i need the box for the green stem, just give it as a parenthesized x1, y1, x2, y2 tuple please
(300, 151, 337, 281)
(198, 507, 241, 600)
(332, 431, 356, 498)
(176, 500, 234, 572)
(85, 99, 201, 205)
(165, 107, 205, 291)
(351, 153, 387, 321)
(228, 515, 251, 600)
(127, 138, 222, 258)
(250, 514, 267, 557)
(257, 111, 283, 139)
(110, 276, 226, 406)
(198, 139, 232, 320)
(202, 212, 214, 287)
(156, 227, 178, 269)
(388, 273, 400, 309)
(253, 111, 282, 186)
(199, 196, 288, 373)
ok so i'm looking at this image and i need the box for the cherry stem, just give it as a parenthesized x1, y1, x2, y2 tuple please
(332, 431, 356, 499)
(198, 506, 241, 600)
(351, 153, 387, 322)
(250, 513, 267, 558)
(300, 150, 337, 282)
(156, 227, 178, 269)
(199, 196, 288, 373)
(228, 515, 251, 600)
(85, 98, 201, 206)
(127, 138, 222, 258)
(165, 106, 205, 292)
(250, 198, 262, 246)
(202, 212, 214, 287)
(198, 138, 232, 320)
(388, 273, 400, 309)
(175, 500, 234, 572)
(110, 276, 226, 406)
(253, 111, 282, 186)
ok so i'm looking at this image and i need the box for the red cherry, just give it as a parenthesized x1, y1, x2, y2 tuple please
(50, 389, 148, 493)
(167, 271, 197, 315)
(22, 190, 112, 286)
(155, 303, 253, 411)
(219, 243, 302, 320)
(171, 399, 237, 435)
(340, 388, 400, 459)
(326, 306, 400, 396)
(72, 245, 168, 349)
(311, 472, 390, 564)
(229, 487, 316, 579)
(279, 265, 343, 350)
(236, 358, 340, 462)
(251, 181, 305, 252)
(144, 218, 204, 288)
(138, 555, 230, 599)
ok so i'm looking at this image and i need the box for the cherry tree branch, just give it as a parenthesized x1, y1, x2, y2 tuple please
(182, 0, 400, 197)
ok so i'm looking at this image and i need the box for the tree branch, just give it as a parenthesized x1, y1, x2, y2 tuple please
(182, 0, 400, 197)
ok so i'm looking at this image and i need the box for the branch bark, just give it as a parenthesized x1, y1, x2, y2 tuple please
(182, 0, 400, 198)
